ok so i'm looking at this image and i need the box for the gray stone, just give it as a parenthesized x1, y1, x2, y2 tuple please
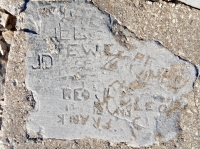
(24, 1, 196, 147)
(179, 0, 200, 9)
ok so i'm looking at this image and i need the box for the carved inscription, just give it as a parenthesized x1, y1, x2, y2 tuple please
(32, 54, 53, 69)
(25, 1, 196, 147)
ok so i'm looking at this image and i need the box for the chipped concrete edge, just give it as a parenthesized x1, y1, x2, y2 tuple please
(177, 0, 200, 10)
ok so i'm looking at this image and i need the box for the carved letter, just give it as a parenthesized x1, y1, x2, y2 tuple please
(93, 99, 103, 115)
(74, 27, 87, 40)
(74, 88, 90, 101)
(57, 114, 64, 125)
(102, 119, 112, 130)
(67, 44, 77, 57)
(125, 104, 132, 117)
(32, 54, 53, 70)
(80, 115, 89, 125)
(42, 55, 53, 69)
(82, 89, 90, 100)
(159, 104, 167, 113)
(63, 88, 72, 100)
(59, 22, 71, 40)
(133, 52, 144, 61)
(134, 97, 142, 111)
(104, 44, 113, 57)
(93, 117, 101, 129)
(119, 109, 124, 117)
(133, 116, 143, 130)
(130, 126, 137, 140)
(145, 102, 154, 111)
(102, 58, 118, 71)
(144, 55, 154, 66)
(70, 115, 79, 124)
(82, 44, 95, 56)
(32, 55, 41, 69)
(74, 88, 82, 101)
(147, 70, 158, 80)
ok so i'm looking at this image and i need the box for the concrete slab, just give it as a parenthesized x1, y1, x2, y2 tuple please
(24, 1, 196, 147)
(1, 0, 199, 149)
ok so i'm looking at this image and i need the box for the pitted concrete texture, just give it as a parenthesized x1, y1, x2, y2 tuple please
(24, 1, 196, 147)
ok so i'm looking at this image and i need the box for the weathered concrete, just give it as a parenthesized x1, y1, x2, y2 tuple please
(24, 1, 197, 147)
(0, 0, 200, 149)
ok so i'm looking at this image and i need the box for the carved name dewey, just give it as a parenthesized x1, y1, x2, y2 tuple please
(25, 1, 196, 147)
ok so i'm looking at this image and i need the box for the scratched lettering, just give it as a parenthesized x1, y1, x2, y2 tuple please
(93, 117, 101, 129)
(32, 54, 53, 70)
(63, 88, 72, 100)
(58, 114, 64, 125)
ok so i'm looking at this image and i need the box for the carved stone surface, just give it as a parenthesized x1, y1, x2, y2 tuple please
(24, 1, 196, 147)
(179, 0, 200, 9)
